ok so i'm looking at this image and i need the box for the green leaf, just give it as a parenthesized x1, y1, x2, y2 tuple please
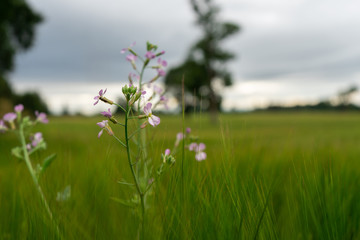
(110, 197, 136, 208)
(40, 153, 56, 174)
(11, 147, 23, 159)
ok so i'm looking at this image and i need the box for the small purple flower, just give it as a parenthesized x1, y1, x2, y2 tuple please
(97, 120, 107, 138)
(153, 85, 163, 95)
(194, 143, 206, 161)
(165, 149, 171, 156)
(188, 142, 198, 151)
(26, 143, 32, 151)
(158, 69, 166, 76)
(186, 128, 191, 134)
(14, 104, 24, 113)
(3, 112, 17, 122)
(31, 132, 43, 147)
(145, 51, 156, 60)
(121, 41, 136, 54)
(0, 120, 7, 133)
(35, 111, 49, 124)
(126, 54, 137, 62)
(143, 103, 160, 127)
(96, 120, 113, 138)
(195, 152, 207, 161)
(126, 54, 138, 70)
(100, 108, 112, 118)
(157, 58, 167, 67)
(177, 133, 183, 141)
(94, 88, 107, 105)
(175, 132, 184, 146)
(160, 95, 169, 109)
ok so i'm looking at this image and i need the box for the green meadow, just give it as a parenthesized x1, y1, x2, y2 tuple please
(0, 112, 359, 239)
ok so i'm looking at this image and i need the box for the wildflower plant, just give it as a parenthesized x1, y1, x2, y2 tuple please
(1, 104, 60, 235)
(94, 41, 176, 239)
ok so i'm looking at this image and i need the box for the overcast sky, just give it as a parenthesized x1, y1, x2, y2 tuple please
(10, 0, 360, 114)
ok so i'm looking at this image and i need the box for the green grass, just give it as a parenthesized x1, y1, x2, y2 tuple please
(0, 112, 359, 239)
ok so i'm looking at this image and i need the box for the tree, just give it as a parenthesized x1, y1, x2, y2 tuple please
(165, 0, 240, 115)
(0, 0, 46, 114)
(337, 85, 358, 106)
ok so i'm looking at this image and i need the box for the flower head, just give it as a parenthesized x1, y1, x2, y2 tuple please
(100, 108, 112, 118)
(121, 41, 136, 54)
(186, 128, 191, 134)
(188, 142, 207, 161)
(96, 120, 114, 138)
(31, 132, 43, 147)
(3, 112, 16, 122)
(160, 95, 169, 109)
(94, 88, 107, 105)
(143, 103, 160, 127)
(35, 111, 49, 124)
(126, 54, 137, 70)
(145, 51, 156, 60)
(153, 85, 163, 95)
(165, 149, 171, 156)
(0, 120, 7, 133)
(157, 58, 167, 67)
(14, 104, 24, 113)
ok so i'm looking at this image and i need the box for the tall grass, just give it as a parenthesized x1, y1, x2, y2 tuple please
(0, 112, 359, 239)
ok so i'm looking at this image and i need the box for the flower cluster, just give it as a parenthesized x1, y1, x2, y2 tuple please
(173, 127, 207, 162)
(94, 41, 168, 138)
(1, 104, 48, 133)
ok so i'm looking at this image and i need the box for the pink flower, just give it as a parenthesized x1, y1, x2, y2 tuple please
(186, 128, 191, 134)
(145, 51, 156, 60)
(177, 133, 183, 141)
(153, 85, 163, 95)
(121, 41, 136, 54)
(31, 132, 43, 147)
(14, 104, 24, 113)
(3, 112, 16, 122)
(195, 151, 207, 161)
(143, 103, 160, 127)
(160, 95, 169, 109)
(101, 108, 112, 118)
(0, 120, 7, 133)
(94, 88, 107, 105)
(165, 149, 171, 155)
(157, 58, 167, 67)
(35, 111, 49, 124)
(157, 69, 166, 76)
(126, 54, 137, 70)
(175, 132, 184, 146)
(96, 120, 114, 138)
(189, 143, 206, 161)
(188, 142, 198, 151)
(126, 54, 137, 62)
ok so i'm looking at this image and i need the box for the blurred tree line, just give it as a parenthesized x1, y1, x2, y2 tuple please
(165, 0, 240, 117)
(0, 0, 48, 115)
(257, 85, 360, 112)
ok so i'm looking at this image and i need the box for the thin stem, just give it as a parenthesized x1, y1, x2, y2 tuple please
(127, 127, 142, 141)
(114, 102, 126, 113)
(112, 135, 127, 148)
(18, 124, 61, 238)
(125, 104, 145, 240)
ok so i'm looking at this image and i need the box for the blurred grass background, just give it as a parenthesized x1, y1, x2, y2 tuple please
(0, 112, 359, 239)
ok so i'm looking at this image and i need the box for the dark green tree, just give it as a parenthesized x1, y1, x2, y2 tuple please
(165, 0, 240, 114)
(0, 0, 47, 113)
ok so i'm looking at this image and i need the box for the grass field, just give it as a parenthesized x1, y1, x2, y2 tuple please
(1, 112, 360, 239)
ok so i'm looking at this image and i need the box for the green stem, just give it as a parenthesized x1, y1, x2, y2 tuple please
(18, 124, 61, 238)
(125, 104, 145, 240)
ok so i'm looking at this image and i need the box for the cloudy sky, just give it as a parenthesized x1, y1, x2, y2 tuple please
(10, 0, 360, 114)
